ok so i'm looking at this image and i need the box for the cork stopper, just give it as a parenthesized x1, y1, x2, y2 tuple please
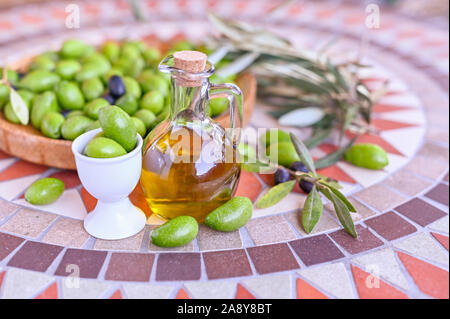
(173, 50, 207, 87)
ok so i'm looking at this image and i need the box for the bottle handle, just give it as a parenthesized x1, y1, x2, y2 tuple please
(209, 83, 243, 146)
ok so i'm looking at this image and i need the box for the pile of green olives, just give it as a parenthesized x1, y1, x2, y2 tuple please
(1, 39, 236, 141)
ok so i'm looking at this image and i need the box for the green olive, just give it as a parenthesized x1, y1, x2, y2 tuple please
(55, 60, 81, 80)
(133, 109, 155, 130)
(101, 41, 120, 62)
(0, 69, 20, 86)
(131, 116, 146, 137)
(81, 77, 104, 101)
(31, 91, 59, 128)
(116, 94, 138, 115)
(260, 129, 292, 147)
(66, 110, 84, 118)
(29, 55, 55, 71)
(138, 71, 168, 96)
(209, 97, 228, 117)
(82, 53, 111, 71)
(56, 81, 85, 110)
(40, 111, 65, 139)
(266, 142, 300, 167)
(84, 137, 127, 158)
(205, 197, 252, 232)
(15, 89, 35, 106)
(151, 216, 198, 247)
(3, 102, 20, 123)
(60, 39, 93, 59)
(124, 56, 144, 78)
(61, 115, 93, 140)
(142, 47, 161, 65)
(85, 120, 101, 131)
(25, 178, 65, 205)
(98, 105, 137, 152)
(84, 98, 109, 120)
(344, 143, 389, 170)
(3, 89, 34, 122)
(20, 70, 60, 93)
(120, 43, 141, 60)
(123, 76, 141, 99)
(0, 84, 10, 109)
(140, 90, 164, 114)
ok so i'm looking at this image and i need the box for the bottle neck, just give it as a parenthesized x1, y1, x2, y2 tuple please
(170, 77, 209, 122)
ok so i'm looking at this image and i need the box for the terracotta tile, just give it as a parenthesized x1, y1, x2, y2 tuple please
(203, 249, 252, 280)
(54, 249, 107, 279)
(0, 160, 48, 182)
(35, 282, 59, 299)
(105, 253, 155, 282)
(354, 184, 407, 212)
(0, 198, 20, 221)
(371, 118, 416, 131)
(384, 170, 432, 196)
(0, 232, 24, 261)
(0, 208, 57, 238)
(404, 155, 448, 180)
(197, 225, 242, 251)
(234, 171, 262, 202)
(351, 265, 408, 299)
(425, 184, 449, 206)
(285, 210, 339, 236)
(155, 253, 201, 281)
(317, 164, 356, 184)
(395, 198, 447, 226)
(130, 185, 152, 218)
(397, 251, 449, 299)
(365, 212, 417, 240)
(372, 103, 413, 113)
(296, 278, 328, 299)
(289, 235, 344, 266)
(330, 225, 383, 255)
(47, 171, 81, 189)
(109, 290, 123, 299)
(80, 187, 97, 212)
(257, 173, 274, 187)
(41, 218, 90, 248)
(235, 283, 256, 299)
(431, 232, 449, 251)
(94, 229, 145, 251)
(247, 243, 299, 274)
(0, 150, 11, 159)
(175, 288, 190, 299)
(245, 215, 296, 245)
(8, 241, 63, 272)
(0, 271, 6, 291)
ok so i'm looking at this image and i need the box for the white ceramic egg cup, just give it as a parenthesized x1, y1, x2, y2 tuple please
(72, 128, 146, 240)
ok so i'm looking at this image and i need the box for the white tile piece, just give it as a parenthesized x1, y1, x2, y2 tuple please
(243, 275, 293, 299)
(377, 94, 421, 109)
(0, 174, 41, 201)
(61, 279, 110, 299)
(380, 127, 426, 157)
(352, 248, 410, 290)
(428, 216, 449, 234)
(298, 263, 355, 299)
(337, 161, 388, 188)
(379, 110, 426, 125)
(252, 192, 306, 219)
(0, 158, 15, 172)
(1, 268, 54, 299)
(14, 189, 87, 220)
(123, 284, 175, 299)
(383, 153, 410, 174)
(185, 281, 236, 299)
(394, 232, 449, 267)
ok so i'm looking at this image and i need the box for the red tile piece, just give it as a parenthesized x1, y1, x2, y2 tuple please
(0, 233, 24, 261)
(80, 187, 97, 213)
(110, 290, 123, 299)
(246, 243, 299, 274)
(105, 253, 155, 282)
(257, 173, 274, 187)
(395, 198, 447, 226)
(234, 171, 262, 202)
(203, 249, 252, 280)
(0, 160, 48, 182)
(351, 265, 408, 299)
(35, 282, 59, 299)
(8, 241, 63, 272)
(425, 184, 449, 206)
(329, 225, 383, 254)
(0, 271, 5, 290)
(129, 185, 152, 217)
(296, 278, 328, 299)
(235, 284, 256, 299)
(155, 253, 201, 281)
(317, 165, 356, 184)
(54, 249, 107, 279)
(47, 171, 81, 189)
(431, 233, 449, 251)
(371, 119, 416, 131)
(289, 235, 344, 266)
(397, 251, 449, 299)
(0, 150, 11, 159)
(372, 104, 412, 113)
(176, 288, 190, 299)
(346, 132, 403, 156)
(365, 212, 416, 240)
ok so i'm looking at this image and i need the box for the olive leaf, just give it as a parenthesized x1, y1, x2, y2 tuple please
(290, 133, 317, 176)
(256, 180, 296, 209)
(9, 87, 29, 125)
(302, 185, 323, 234)
(320, 187, 357, 238)
(314, 136, 357, 170)
(319, 181, 356, 213)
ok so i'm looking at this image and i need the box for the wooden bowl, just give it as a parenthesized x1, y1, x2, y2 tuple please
(0, 71, 256, 170)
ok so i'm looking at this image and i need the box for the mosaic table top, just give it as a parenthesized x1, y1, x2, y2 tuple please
(0, 0, 448, 299)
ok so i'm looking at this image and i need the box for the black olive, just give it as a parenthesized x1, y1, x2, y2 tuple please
(101, 93, 115, 104)
(108, 75, 126, 98)
(299, 179, 314, 194)
(274, 168, 290, 185)
(290, 161, 309, 173)
(290, 161, 313, 193)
